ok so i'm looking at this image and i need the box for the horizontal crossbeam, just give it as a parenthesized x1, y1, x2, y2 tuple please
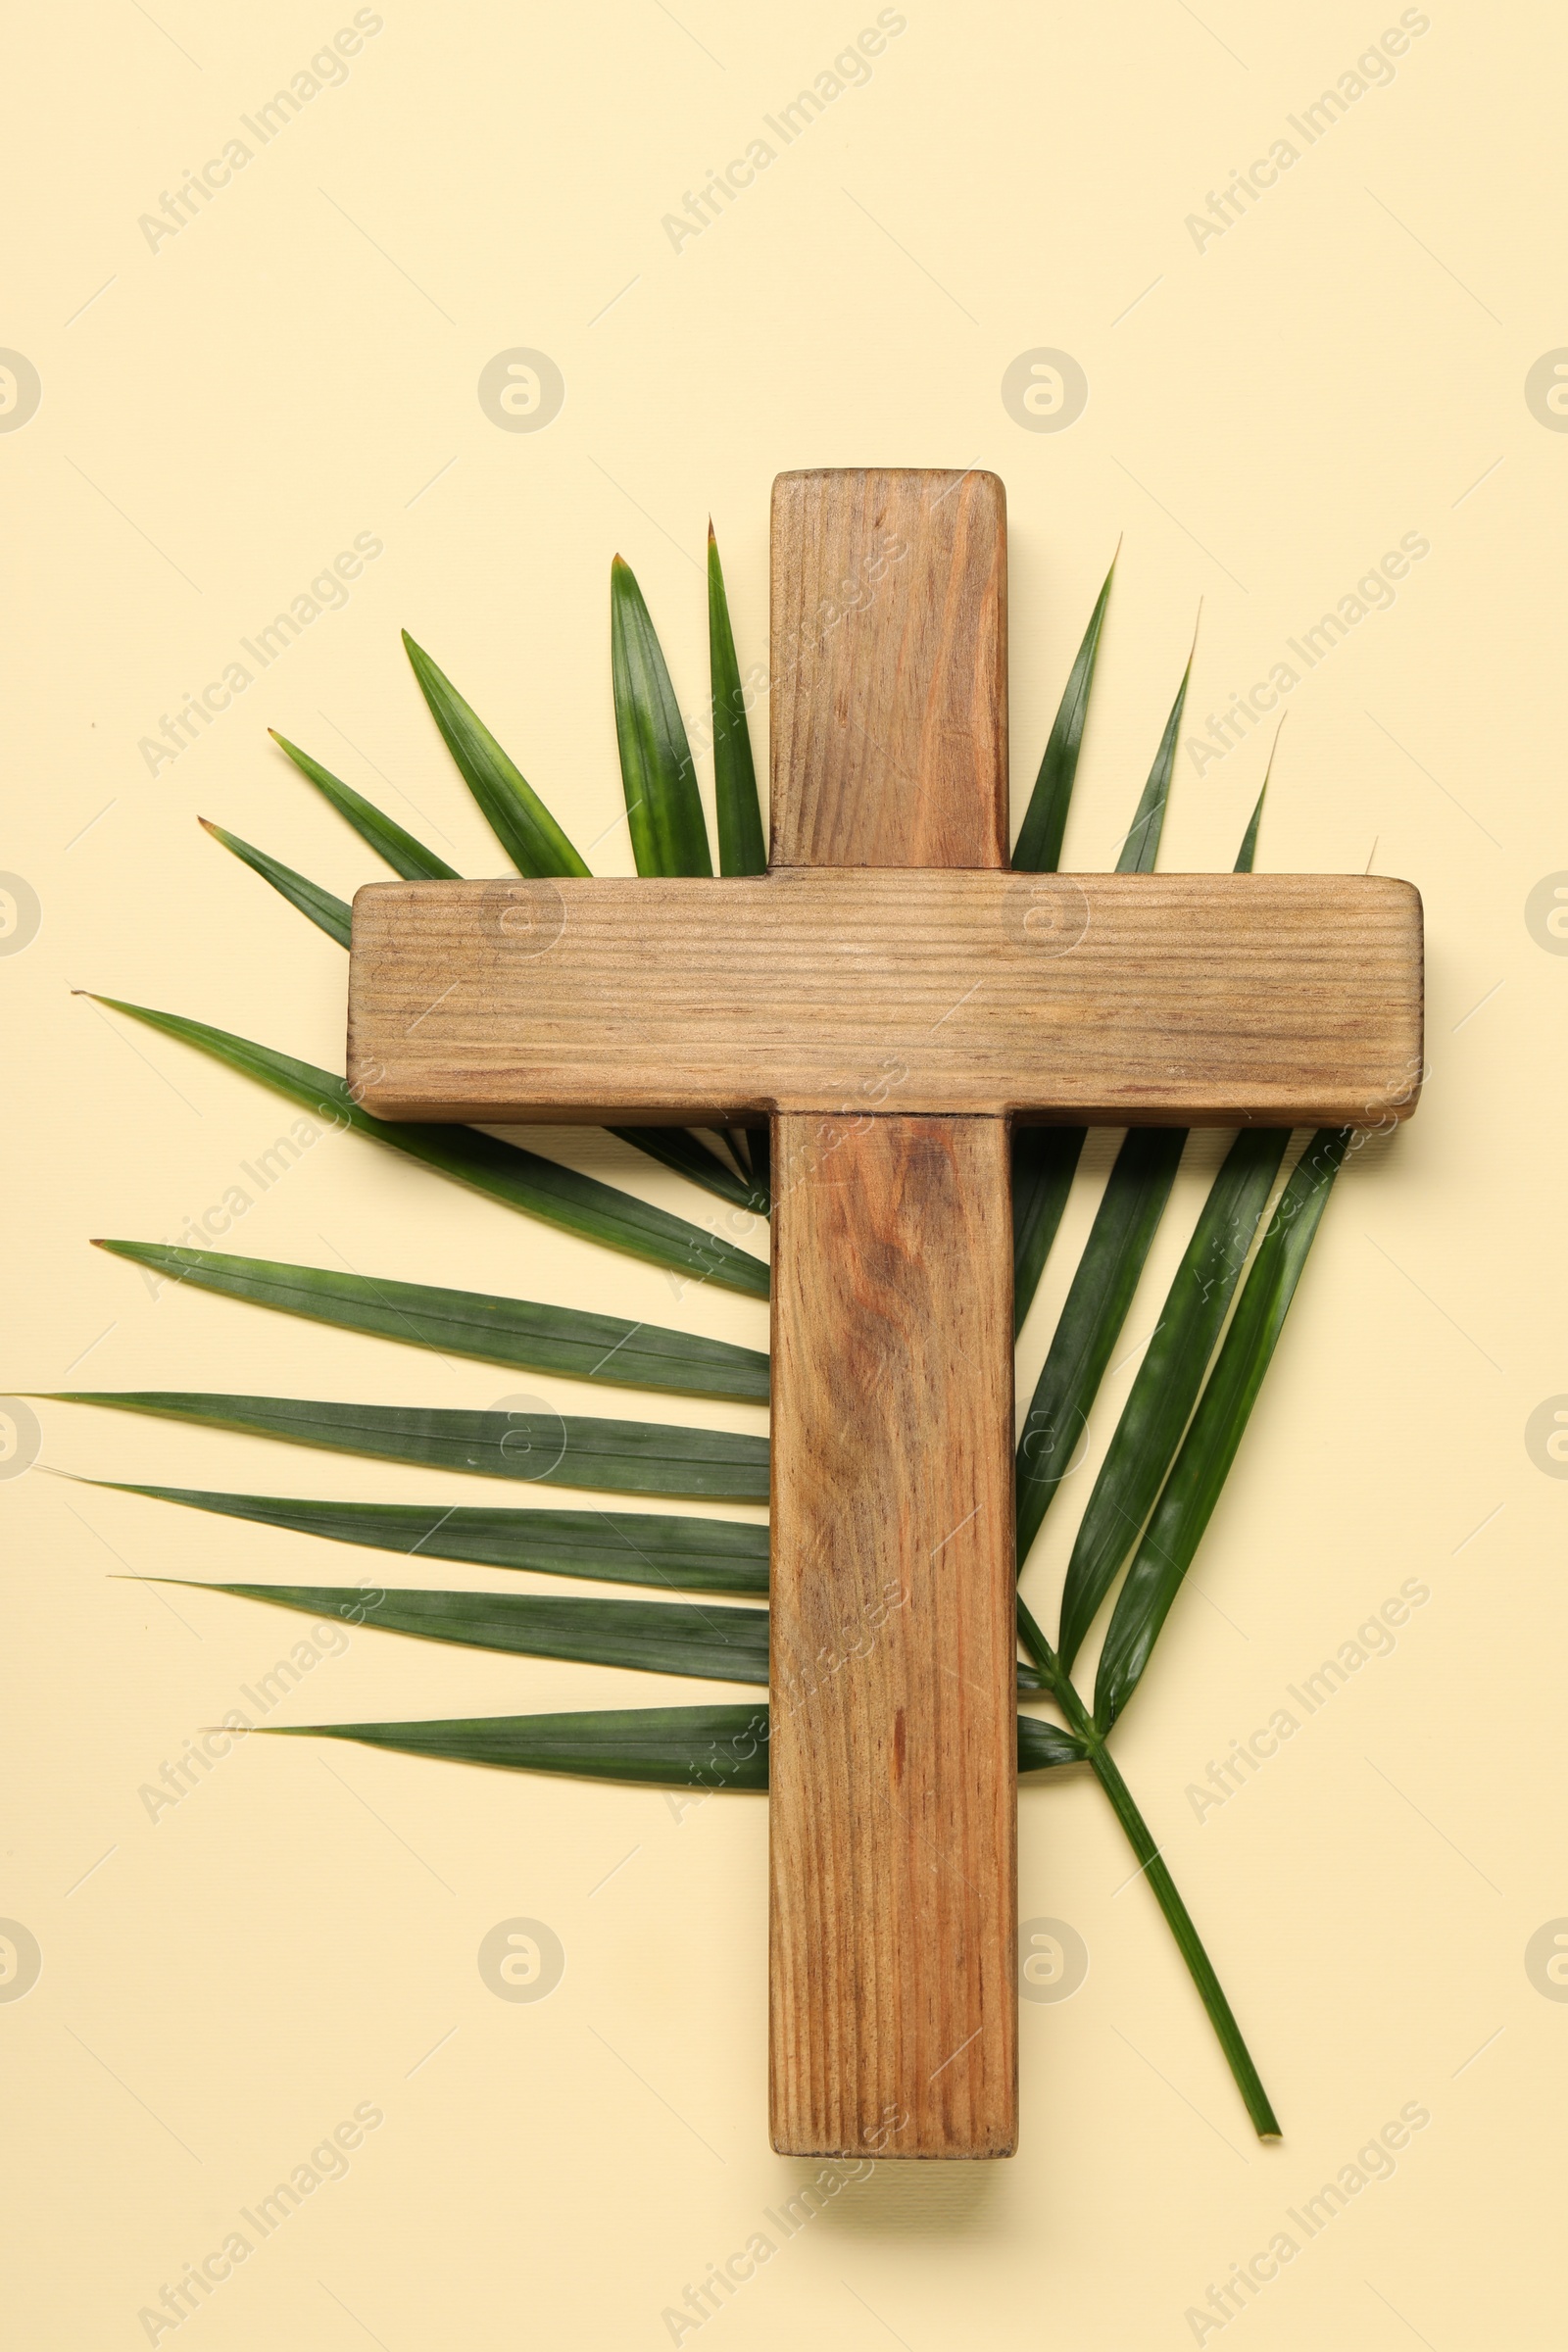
(347, 869, 1423, 1129)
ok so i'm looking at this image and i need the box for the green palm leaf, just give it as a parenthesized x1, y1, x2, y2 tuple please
(1018, 721, 1270, 1562)
(270, 732, 459, 880)
(1235, 784, 1267, 873)
(179, 1581, 772, 1683)
(1011, 551, 1115, 873)
(137, 1583, 1041, 1691)
(199, 820, 352, 946)
(264, 1705, 1081, 1786)
(1007, 565, 1115, 1323)
(48, 1391, 769, 1501)
(402, 631, 590, 877)
(81, 998, 768, 1298)
(93, 1242, 767, 1401)
(81, 1482, 770, 1592)
(1018, 1717, 1088, 1771)
(610, 557, 711, 877)
(1117, 633, 1195, 872)
(72, 526, 1362, 2145)
(1016, 1127, 1185, 1562)
(1233, 719, 1282, 875)
(1054, 1126, 1289, 1670)
(1094, 1128, 1351, 1730)
(1011, 1128, 1087, 1333)
(1051, 768, 1293, 1657)
(606, 551, 766, 1197)
(739, 1124, 768, 1205)
(604, 1124, 765, 1215)
(708, 524, 766, 875)
(270, 1701, 772, 1788)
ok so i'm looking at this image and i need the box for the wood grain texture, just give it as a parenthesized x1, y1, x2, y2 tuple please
(343, 463, 1427, 2165)
(765, 469, 1017, 2159)
(768, 1113, 1016, 2157)
(768, 468, 1008, 870)
(347, 870, 1425, 1129)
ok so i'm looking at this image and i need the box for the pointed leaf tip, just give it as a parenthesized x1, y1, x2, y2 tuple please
(77, 999, 768, 1297)
(1012, 555, 1115, 874)
(1115, 639, 1194, 874)
(270, 729, 458, 883)
(707, 522, 765, 876)
(612, 555, 712, 877)
(93, 1238, 768, 1400)
(196, 821, 352, 948)
(403, 630, 589, 878)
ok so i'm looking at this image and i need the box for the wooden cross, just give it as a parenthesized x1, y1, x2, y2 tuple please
(345, 469, 1423, 2160)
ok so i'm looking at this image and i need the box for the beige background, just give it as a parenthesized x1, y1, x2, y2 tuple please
(4, 1, 1564, 2343)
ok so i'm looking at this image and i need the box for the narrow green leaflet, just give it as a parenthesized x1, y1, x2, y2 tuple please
(179, 1582, 772, 1684)
(1055, 1126, 1289, 1670)
(605, 1125, 767, 1216)
(1014, 1588, 1282, 2137)
(85, 1489, 1047, 1660)
(270, 732, 459, 880)
(607, 554, 760, 1198)
(83, 1482, 770, 1592)
(744, 1123, 769, 1204)
(82, 1000, 769, 1298)
(49, 1392, 770, 1501)
(1094, 1128, 1351, 1729)
(1012, 1127, 1087, 1333)
(1017, 1717, 1089, 1772)
(607, 554, 765, 1195)
(1014, 661, 1199, 1555)
(94, 1241, 768, 1402)
(202, 1589, 1055, 1696)
(1016, 1127, 1186, 1563)
(402, 631, 590, 878)
(610, 557, 712, 877)
(1233, 719, 1281, 877)
(1052, 777, 1287, 1659)
(1011, 552, 1115, 873)
(199, 820, 352, 947)
(707, 524, 766, 875)
(1235, 783, 1267, 874)
(1117, 639, 1195, 872)
(265, 1705, 1081, 1788)
(270, 1702, 772, 1788)
(1006, 564, 1111, 1325)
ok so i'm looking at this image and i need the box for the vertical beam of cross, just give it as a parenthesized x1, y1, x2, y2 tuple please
(766, 469, 1018, 2159)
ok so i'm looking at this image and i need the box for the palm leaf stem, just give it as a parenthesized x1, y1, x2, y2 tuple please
(1014, 1593, 1280, 2139)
